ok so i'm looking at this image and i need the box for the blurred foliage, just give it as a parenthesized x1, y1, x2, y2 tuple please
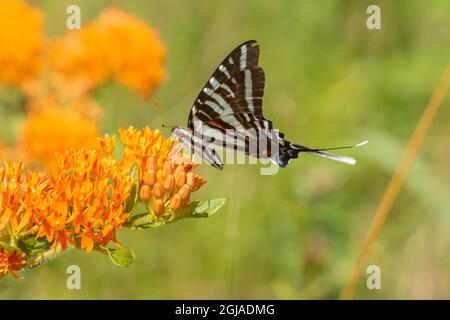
(0, 0, 449, 299)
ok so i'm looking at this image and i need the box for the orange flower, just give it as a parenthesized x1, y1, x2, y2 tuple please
(50, 8, 166, 97)
(98, 134, 116, 156)
(0, 161, 25, 234)
(0, 0, 44, 87)
(0, 248, 26, 279)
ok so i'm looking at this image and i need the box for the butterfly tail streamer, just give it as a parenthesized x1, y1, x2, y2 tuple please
(304, 149, 357, 165)
(278, 144, 355, 166)
(298, 140, 368, 165)
(277, 140, 367, 167)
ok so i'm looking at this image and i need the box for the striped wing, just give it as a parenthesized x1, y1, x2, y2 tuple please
(187, 40, 266, 132)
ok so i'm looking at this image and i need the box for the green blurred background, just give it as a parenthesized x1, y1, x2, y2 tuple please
(1, 0, 450, 299)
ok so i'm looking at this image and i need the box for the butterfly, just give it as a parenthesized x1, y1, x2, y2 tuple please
(169, 40, 366, 170)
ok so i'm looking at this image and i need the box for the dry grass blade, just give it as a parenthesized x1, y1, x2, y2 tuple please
(340, 64, 450, 300)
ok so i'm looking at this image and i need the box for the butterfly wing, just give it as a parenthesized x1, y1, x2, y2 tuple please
(188, 40, 265, 132)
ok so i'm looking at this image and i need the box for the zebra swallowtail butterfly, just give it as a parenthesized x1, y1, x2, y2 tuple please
(170, 40, 366, 169)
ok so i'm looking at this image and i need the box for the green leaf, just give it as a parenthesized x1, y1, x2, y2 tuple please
(108, 248, 135, 267)
(172, 198, 226, 222)
(170, 201, 199, 221)
(126, 198, 226, 229)
(129, 201, 147, 218)
(124, 163, 140, 214)
(17, 236, 51, 255)
(192, 198, 226, 218)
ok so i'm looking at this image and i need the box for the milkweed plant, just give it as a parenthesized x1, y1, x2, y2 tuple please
(0, 127, 225, 279)
(0, 0, 225, 280)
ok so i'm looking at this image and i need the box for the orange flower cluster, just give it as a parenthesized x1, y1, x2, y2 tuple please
(21, 103, 100, 169)
(49, 148, 132, 252)
(118, 127, 206, 217)
(0, 127, 206, 278)
(0, 152, 131, 255)
(0, 0, 44, 87)
(50, 8, 166, 97)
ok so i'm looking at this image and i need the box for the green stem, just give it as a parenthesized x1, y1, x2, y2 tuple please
(125, 212, 158, 228)
(25, 244, 64, 269)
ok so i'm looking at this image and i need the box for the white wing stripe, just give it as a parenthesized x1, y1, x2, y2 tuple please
(240, 45, 247, 70)
(209, 77, 221, 90)
(205, 100, 224, 113)
(211, 93, 229, 111)
(219, 64, 230, 78)
(244, 69, 254, 113)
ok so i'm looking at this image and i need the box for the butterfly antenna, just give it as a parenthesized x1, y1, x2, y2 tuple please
(161, 124, 178, 129)
(308, 140, 368, 153)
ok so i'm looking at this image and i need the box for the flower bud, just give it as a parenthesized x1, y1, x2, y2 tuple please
(156, 169, 163, 183)
(169, 193, 182, 211)
(192, 175, 207, 191)
(143, 169, 156, 186)
(152, 199, 164, 216)
(152, 182, 164, 198)
(163, 174, 175, 191)
(139, 185, 152, 203)
(186, 172, 194, 186)
(178, 184, 191, 199)
(174, 171, 186, 188)
(162, 162, 173, 178)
